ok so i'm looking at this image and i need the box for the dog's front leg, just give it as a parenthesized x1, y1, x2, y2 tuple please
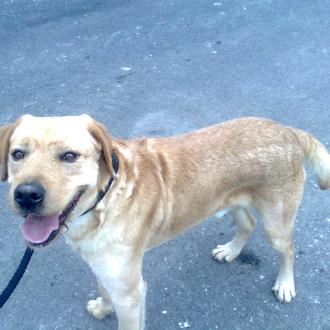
(87, 277, 115, 319)
(89, 252, 146, 330)
(111, 276, 146, 330)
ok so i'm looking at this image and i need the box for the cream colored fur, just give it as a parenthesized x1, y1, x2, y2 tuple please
(0, 115, 329, 330)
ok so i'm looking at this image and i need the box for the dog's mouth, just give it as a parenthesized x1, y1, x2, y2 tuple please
(20, 189, 86, 247)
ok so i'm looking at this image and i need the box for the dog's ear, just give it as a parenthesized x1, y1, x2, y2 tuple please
(0, 123, 18, 181)
(87, 118, 115, 177)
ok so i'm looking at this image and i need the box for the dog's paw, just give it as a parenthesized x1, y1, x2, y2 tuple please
(212, 242, 241, 262)
(86, 297, 114, 319)
(272, 277, 296, 303)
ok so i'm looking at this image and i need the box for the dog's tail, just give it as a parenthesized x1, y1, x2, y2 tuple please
(293, 128, 330, 190)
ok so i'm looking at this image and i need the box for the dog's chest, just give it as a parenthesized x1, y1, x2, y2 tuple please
(65, 213, 108, 255)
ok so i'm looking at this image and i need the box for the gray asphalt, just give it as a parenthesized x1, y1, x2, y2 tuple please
(0, 0, 329, 329)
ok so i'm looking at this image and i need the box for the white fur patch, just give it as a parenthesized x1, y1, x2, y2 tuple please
(118, 145, 133, 162)
(214, 208, 231, 219)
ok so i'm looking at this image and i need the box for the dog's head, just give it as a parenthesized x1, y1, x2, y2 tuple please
(0, 114, 115, 247)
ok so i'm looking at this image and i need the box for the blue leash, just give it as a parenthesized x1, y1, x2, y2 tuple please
(0, 247, 33, 308)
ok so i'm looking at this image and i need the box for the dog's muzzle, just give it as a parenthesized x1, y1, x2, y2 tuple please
(19, 188, 86, 247)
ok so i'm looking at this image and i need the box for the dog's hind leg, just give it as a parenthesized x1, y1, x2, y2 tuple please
(87, 278, 115, 319)
(212, 207, 256, 262)
(256, 175, 304, 303)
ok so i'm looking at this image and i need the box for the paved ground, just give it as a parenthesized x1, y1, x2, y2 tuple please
(0, 0, 329, 329)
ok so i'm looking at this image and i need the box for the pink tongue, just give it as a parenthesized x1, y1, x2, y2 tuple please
(20, 214, 60, 243)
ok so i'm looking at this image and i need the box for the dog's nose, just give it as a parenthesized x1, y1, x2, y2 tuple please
(14, 182, 45, 212)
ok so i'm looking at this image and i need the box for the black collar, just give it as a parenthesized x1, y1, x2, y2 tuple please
(80, 152, 119, 217)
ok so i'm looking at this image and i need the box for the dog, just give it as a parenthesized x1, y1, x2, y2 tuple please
(0, 114, 329, 330)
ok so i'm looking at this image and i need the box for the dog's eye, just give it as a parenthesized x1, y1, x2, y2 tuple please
(11, 149, 26, 161)
(60, 151, 80, 163)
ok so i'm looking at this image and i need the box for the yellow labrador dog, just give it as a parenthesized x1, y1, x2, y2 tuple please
(0, 115, 329, 330)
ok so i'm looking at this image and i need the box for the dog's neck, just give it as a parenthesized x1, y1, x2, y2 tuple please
(80, 152, 119, 217)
